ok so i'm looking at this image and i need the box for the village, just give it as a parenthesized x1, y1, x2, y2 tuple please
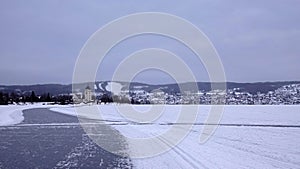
(71, 84, 300, 105)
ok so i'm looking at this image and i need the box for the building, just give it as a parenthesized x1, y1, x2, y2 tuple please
(84, 86, 92, 103)
(70, 92, 83, 104)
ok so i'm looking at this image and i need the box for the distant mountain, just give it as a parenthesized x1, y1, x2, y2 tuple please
(0, 81, 299, 96)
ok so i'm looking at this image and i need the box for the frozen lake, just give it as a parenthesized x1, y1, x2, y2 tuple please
(0, 108, 132, 168)
(51, 105, 300, 168)
(0, 104, 299, 168)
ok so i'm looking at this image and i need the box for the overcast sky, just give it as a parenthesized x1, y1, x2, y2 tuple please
(0, 0, 299, 85)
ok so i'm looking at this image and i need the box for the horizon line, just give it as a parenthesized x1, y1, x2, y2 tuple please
(1, 80, 300, 86)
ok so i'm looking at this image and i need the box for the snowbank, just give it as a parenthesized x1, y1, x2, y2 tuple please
(0, 103, 70, 126)
(0, 105, 25, 126)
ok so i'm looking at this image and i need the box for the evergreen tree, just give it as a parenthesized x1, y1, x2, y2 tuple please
(30, 91, 37, 103)
(10, 92, 16, 104)
(0, 92, 8, 105)
(101, 94, 113, 104)
(131, 98, 135, 104)
(0, 92, 4, 105)
(46, 93, 51, 102)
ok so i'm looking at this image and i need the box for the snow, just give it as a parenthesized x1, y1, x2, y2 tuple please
(50, 106, 78, 117)
(98, 83, 104, 91)
(50, 105, 300, 126)
(105, 82, 123, 95)
(0, 105, 25, 126)
(1, 104, 299, 168)
(0, 103, 70, 126)
(0, 104, 50, 126)
(51, 105, 300, 169)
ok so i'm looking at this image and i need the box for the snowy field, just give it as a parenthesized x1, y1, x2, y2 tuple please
(1, 104, 300, 168)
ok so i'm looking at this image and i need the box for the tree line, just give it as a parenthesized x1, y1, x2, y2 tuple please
(0, 91, 135, 105)
(0, 88, 157, 105)
(0, 91, 73, 105)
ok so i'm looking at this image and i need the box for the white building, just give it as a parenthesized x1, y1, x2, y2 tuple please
(84, 86, 92, 103)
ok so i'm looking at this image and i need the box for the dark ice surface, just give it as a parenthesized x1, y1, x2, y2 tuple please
(0, 108, 132, 169)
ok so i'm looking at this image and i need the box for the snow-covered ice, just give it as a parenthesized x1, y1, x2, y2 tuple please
(1, 104, 299, 168)
(51, 105, 300, 169)
(51, 105, 300, 125)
